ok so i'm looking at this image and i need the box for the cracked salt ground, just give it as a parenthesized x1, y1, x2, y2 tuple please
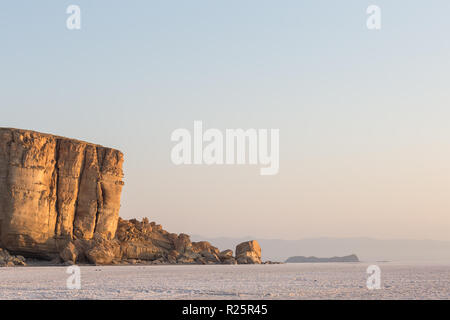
(0, 262, 449, 299)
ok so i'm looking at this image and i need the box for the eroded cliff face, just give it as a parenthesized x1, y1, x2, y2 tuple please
(0, 128, 124, 257)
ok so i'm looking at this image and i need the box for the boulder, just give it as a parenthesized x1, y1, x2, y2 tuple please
(235, 240, 262, 264)
(86, 246, 115, 265)
(219, 249, 233, 260)
(0, 248, 26, 267)
(85, 236, 121, 265)
(59, 242, 78, 263)
(219, 249, 237, 265)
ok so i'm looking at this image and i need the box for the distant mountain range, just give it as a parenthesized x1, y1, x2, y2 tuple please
(286, 254, 359, 263)
(191, 236, 450, 263)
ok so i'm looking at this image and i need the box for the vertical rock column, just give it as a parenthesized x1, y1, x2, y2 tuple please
(72, 146, 125, 241)
(0, 130, 59, 254)
(73, 145, 103, 240)
(0, 130, 12, 243)
(55, 140, 86, 240)
(95, 148, 125, 239)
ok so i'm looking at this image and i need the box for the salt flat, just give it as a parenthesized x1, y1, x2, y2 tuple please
(0, 262, 449, 300)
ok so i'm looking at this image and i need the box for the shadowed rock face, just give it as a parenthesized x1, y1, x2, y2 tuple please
(0, 128, 124, 257)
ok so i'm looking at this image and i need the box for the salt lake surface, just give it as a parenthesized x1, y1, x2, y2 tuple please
(0, 262, 449, 299)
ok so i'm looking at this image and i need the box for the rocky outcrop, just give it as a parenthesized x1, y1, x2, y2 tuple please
(0, 248, 26, 267)
(57, 218, 253, 265)
(0, 128, 124, 258)
(114, 218, 231, 265)
(0, 128, 263, 266)
(236, 240, 262, 264)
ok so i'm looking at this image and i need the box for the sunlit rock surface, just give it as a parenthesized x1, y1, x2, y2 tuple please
(0, 128, 124, 257)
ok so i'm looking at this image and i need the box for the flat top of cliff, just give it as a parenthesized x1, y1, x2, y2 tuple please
(0, 127, 122, 154)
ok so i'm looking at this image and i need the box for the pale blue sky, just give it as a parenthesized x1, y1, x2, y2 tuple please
(1, 1, 450, 240)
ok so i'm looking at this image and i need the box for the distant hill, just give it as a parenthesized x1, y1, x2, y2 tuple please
(286, 254, 359, 263)
(191, 236, 450, 262)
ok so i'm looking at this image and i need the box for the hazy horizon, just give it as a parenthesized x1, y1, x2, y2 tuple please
(2, 1, 449, 242)
(191, 235, 450, 262)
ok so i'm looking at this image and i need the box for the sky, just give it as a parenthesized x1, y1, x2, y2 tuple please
(1, 1, 449, 241)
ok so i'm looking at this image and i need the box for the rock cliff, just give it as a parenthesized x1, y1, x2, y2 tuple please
(0, 128, 124, 257)
(0, 128, 263, 266)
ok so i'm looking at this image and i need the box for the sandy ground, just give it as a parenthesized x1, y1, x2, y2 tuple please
(0, 262, 449, 299)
